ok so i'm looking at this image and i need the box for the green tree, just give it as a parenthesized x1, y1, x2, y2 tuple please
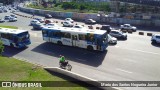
(0, 40, 4, 56)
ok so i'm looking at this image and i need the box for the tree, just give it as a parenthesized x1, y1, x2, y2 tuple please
(0, 40, 4, 56)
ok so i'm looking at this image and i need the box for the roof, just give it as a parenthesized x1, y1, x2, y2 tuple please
(43, 27, 107, 35)
(0, 28, 28, 34)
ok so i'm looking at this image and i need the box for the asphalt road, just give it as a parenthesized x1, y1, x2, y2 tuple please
(0, 11, 160, 90)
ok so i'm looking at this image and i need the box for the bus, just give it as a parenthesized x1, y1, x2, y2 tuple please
(0, 28, 31, 48)
(42, 27, 108, 51)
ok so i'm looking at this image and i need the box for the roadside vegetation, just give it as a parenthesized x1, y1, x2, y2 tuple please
(0, 56, 87, 90)
(27, 1, 111, 13)
(0, 25, 18, 29)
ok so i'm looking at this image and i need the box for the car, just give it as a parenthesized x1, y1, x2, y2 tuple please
(0, 10, 3, 13)
(44, 23, 59, 27)
(109, 30, 127, 40)
(30, 20, 40, 26)
(9, 17, 17, 22)
(101, 25, 112, 34)
(85, 19, 96, 24)
(63, 21, 74, 27)
(3, 9, 7, 12)
(72, 25, 84, 29)
(65, 18, 74, 23)
(4, 15, 11, 20)
(10, 14, 17, 18)
(151, 34, 160, 44)
(120, 24, 137, 32)
(45, 14, 52, 18)
(44, 19, 53, 24)
(0, 18, 5, 23)
(32, 23, 44, 30)
(34, 18, 44, 23)
(108, 34, 117, 44)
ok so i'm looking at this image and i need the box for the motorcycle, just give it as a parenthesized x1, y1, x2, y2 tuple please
(59, 60, 72, 71)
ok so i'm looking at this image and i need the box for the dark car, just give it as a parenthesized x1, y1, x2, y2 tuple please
(101, 25, 112, 34)
(85, 19, 96, 24)
(45, 14, 52, 18)
(109, 30, 127, 40)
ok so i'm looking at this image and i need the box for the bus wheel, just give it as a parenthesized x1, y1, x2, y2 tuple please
(57, 41, 62, 45)
(87, 46, 93, 51)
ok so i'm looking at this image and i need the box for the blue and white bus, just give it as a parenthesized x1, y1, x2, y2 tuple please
(42, 27, 108, 51)
(0, 28, 31, 48)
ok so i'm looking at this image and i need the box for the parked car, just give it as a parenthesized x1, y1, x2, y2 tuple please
(110, 30, 127, 40)
(72, 25, 84, 29)
(45, 14, 52, 18)
(85, 19, 96, 24)
(9, 17, 17, 22)
(65, 18, 74, 23)
(108, 34, 117, 44)
(151, 34, 160, 44)
(35, 18, 44, 23)
(101, 25, 112, 34)
(120, 24, 137, 32)
(4, 15, 11, 20)
(30, 20, 40, 26)
(0, 18, 5, 23)
(63, 21, 74, 27)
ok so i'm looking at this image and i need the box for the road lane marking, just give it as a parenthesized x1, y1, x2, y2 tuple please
(123, 48, 160, 55)
(114, 46, 160, 55)
(76, 58, 86, 61)
(123, 58, 137, 63)
(116, 68, 133, 74)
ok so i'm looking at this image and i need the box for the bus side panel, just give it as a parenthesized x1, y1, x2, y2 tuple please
(62, 38, 72, 46)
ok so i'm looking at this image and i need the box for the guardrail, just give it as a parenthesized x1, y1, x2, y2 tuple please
(44, 67, 119, 90)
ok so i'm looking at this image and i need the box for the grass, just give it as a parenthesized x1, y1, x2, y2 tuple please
(0, 56, 87, 90)
(27, 5, 98, 13)
(0, 25, 18, 29)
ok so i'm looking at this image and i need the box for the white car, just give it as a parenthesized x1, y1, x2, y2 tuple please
(10, 14, 17, 18)
(30, 20, 40, 26)
(120, 24, 137, 32)
(65, 18, 74, 23)
(108, 34, 117, 44)
(45, 23, 59, 27)
(63, 21, 74, 27)
(72, 25, 84, 29)
(35, 18, 44, 23)
(151, 34, 160, 44)
(9, 17, 17, 22)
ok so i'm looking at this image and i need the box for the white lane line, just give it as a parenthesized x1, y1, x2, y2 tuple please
(123, 58, 137, 63)
(123, 48, 160, 55)
(116, 68, 133, 74)
(114, 46, 160, 55)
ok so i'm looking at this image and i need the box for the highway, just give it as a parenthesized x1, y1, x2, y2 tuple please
(0, 11, 160, 90)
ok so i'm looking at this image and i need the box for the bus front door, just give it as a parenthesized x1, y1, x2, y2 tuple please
(72, 35, 78, 47)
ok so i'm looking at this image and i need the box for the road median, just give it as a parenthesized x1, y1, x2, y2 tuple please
(44, 67, 119, 90)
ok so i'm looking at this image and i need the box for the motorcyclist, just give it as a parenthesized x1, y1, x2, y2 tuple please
(59, 55, 68, 67)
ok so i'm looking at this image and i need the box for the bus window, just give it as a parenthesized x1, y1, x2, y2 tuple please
(79, 34, 86, 40)
(42, 30, 48, 37)
(61, 32, 71, 38)
(87, 34, 95, 42)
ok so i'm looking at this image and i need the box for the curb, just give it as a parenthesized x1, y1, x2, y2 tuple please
(44, 67, 119, 90)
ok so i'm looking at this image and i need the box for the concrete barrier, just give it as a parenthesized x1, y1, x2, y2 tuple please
(128, 30, 133, 34)
(96, 27, 100, 29)
(139, 32, 144, 35)
(147, 33, 152, 36)
(88, 26, 93, 29)
(44, 67, 119, 90)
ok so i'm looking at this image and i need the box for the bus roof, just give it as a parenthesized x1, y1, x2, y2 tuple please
(0, 28, 28, 34)
(43, 27, 107, 35)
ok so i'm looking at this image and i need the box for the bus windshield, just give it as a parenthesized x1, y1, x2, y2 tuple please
(16, 32, 30, 42)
